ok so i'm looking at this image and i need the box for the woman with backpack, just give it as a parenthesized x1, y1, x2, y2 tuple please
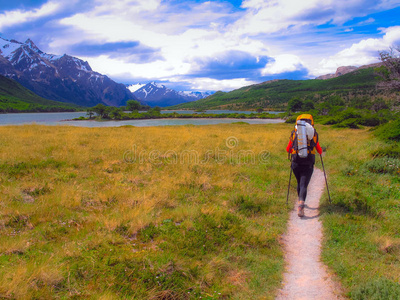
(286, 114, 323, 217)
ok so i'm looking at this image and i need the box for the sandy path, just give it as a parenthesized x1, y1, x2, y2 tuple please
(276, 168, 344, 300)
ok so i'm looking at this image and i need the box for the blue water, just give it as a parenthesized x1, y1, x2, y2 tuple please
(0, 111, 284, 127)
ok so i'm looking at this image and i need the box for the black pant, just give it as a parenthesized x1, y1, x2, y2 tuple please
(292, 163, 314, 202)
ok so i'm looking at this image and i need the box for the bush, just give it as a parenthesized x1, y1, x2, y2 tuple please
(372, 144, 400, 159)
(350, 278, 400, 300)
(374, 119, 400, 141)
(320, 108, 362, 126)
(362, 157, 400, 175)
(333, 118, 361, 129)
(284, 115, 299, 124)
(358, 115, 382, 127)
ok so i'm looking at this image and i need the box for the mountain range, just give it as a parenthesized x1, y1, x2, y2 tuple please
(129, 82, 213, 107)
(0, 37, 137, 107)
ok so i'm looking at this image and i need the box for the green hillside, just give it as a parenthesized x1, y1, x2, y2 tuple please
(0, 75, 83, 113)
(172, 67, 382, 110)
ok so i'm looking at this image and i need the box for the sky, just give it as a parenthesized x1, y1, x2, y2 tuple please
(1, 0, 400, 92)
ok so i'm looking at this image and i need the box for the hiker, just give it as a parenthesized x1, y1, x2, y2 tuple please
(286, 114, 323, 217)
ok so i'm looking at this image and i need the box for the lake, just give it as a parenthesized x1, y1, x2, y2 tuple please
(160, 110, 282, 115)
(0, 111, 284, 127)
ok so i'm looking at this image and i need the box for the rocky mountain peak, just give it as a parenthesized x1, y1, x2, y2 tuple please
(317, 66, 358, 80)
(133, 82, 213, 107)
(24, 38, 41, 52)
(335, 66, 358, 76)
(0, 37, 138, 107)
(316, 63, 381, 80)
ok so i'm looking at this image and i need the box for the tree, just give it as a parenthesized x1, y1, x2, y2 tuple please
(256, 107, 264, 113)
(377, 47, 400, 91)
(327, 95, 345, 107)
(92, 104, 107, 118)
(86, 108, 94, 119)
(302, 100, 315, 111)
(126, 100, 141, 111)
(287, 97, 303, 112)
(109, 107, 123, 119)
(150, 106, 161, 113)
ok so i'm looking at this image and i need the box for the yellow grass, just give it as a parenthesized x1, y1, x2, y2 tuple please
(0, 123, 292, 299)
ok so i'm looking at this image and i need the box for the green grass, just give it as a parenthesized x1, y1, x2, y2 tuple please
(317, 125, 400, 298)
(0, 75, 82, 112)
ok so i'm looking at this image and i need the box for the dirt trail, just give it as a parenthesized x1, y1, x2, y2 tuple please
(276, 168, 344, 300)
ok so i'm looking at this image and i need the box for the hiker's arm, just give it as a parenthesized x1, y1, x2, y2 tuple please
(286, 140, 293, 153)
(316, 142, 323, 155)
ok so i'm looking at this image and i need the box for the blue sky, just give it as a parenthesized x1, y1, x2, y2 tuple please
(1, 0, 400, 92)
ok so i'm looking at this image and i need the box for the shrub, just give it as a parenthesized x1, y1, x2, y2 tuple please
(362, 157, 400, 175)
(284, 115, 298, 123)
(320, 108, 363, 127)
(358, 115, 382, 127)
(73, 116, 86, 120)
(333, 118, 361, 129)
(372, 145, 400, 159)
(350, 278, 400, 300)
(374, 119, 400, 141)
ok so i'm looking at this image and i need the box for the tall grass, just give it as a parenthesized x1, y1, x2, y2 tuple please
(316, 125, 400, 298)
(0, 124, 291, 299)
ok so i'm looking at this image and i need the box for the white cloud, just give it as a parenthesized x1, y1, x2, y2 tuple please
(315, 26, 400, 76)
(93, 0, 161, 13)
(262, 54, 305, 75)
(179, 77, 258, 92)
(127, 83, 145, 92)
(83, 55, 191, 79)
(357, 17, 375, 25)
(234, 0, 400, 36)
(0, 1, 61, 30)
(53, 0, 269, 85)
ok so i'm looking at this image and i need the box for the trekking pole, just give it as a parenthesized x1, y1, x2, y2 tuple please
(286, 156, 292, 206)
(319, 155, 331, 204)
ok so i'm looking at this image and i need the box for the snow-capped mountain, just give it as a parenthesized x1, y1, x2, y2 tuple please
(0, 37, 138, 107)
(133, 82, 213, 107)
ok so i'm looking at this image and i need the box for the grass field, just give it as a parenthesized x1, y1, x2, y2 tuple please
(0, 123, 399, 299)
